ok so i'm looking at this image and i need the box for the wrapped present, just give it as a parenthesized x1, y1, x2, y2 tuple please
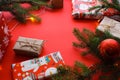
(0, 12, 11, 60)
(13, 36, 44, 57)
(12, 52, 65, 80)
(72, 0, 119, 19)
(97, 16, 120, 39)
(50, 0, 63, 9)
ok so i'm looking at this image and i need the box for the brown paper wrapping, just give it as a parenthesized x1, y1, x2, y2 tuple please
(97, 16, 120, 39)
(13, 36, 44, 57)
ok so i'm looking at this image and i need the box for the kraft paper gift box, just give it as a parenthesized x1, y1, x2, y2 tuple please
(97, 16, 120, 39)
(13, 36, 44, 57)
(12, 52, 65, 80)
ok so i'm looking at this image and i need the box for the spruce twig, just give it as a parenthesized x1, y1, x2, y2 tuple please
(89, 0, 120, 15)
(51, 27, 120, 80)
(0, 0, 50, 23)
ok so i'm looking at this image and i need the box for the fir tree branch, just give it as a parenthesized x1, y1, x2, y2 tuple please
(73, 28, 89, 46)
(0, 0, 50, 23)
(72, 42, 86, 48)
(89, 5, 103, 11)
(73, 28, 86, 42)
(89, 0, 120, 16)
(83, 28, 95, 38)
(75, 61, 91, 77)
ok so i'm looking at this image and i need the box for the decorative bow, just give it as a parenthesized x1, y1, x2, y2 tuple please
(17, 40, 41, 51)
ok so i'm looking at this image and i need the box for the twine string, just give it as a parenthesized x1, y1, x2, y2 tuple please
(17, 40, 41, 51)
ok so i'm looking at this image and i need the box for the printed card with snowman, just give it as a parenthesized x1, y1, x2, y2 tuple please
(12, 52, 65, 80)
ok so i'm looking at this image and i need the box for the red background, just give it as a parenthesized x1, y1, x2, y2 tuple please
(0, 0, 99, 80)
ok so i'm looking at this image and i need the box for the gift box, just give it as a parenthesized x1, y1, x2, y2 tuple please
(12, 52, 65, 80)
(13, 36, 44, 57)
(72, 0, 119, 19)
(97, 16, 120, 39)
(0, 12, 11, 60)
(51, 0, 63, 9)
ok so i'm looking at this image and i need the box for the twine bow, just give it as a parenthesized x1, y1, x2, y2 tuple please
(99, 18, 117, 30)
(17, 40, 41, 51)
(99, 24, 111, 31)
(99, 21, 120, 37)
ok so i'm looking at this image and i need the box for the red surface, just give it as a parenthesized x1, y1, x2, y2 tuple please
(0, 0, 99, 80)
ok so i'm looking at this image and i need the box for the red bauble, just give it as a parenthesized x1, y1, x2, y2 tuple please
(98, 39, 120, 59)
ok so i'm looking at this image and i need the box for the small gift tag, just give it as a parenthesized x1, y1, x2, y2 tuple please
(13, 36, 44, 57)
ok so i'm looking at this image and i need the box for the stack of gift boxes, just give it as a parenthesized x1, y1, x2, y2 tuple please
(12, 36, 65, 80)
(71, 0, 120, 41)
(71, 0, 120, 40)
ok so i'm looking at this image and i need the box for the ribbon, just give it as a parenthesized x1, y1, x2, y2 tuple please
(17, 40, 42, 51)
(99, 17, 117, 30)
(99, 22, 120, 36)
(99, 24, 111, 31)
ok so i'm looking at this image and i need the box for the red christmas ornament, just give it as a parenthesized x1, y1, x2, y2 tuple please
(98, 39, 120, 59)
